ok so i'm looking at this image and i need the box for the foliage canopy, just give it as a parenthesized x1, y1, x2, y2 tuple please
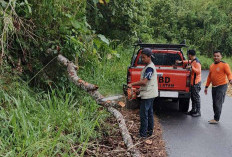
(1, 0, 232, 84)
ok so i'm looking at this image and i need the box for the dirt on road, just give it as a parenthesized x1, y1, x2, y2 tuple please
(226, 84, 232, 97)
(86, 83, 232, 156)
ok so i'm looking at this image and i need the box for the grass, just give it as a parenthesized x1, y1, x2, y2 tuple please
(197, 55, 214, 70)
(1, 44, 230, 156)
(78, 46, 133, 96)
(0, 76, 108, 156)
(0, 45, 133, 156)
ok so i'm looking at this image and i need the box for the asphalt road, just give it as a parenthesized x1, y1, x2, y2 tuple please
(156, 70, 232, 157)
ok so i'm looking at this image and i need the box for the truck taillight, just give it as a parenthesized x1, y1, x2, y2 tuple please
(127, 71, 131, 84)
(186, 74, 190, 87)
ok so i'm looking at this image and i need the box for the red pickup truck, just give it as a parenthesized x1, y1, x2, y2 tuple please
(126, 43, 191, 112)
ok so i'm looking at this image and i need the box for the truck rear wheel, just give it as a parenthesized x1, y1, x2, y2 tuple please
(126, 98, 140, 109)
(179, 98, 190, 112)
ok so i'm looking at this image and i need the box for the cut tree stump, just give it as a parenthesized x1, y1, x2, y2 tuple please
(57, 54, 141, 157)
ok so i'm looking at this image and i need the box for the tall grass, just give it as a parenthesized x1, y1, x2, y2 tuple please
(78, 46, 132, 96)
(0, 78, 108, 156)
(0, 45, 133, 156)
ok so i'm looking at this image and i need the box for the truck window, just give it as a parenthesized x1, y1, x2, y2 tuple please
(137, 53, 182, 66)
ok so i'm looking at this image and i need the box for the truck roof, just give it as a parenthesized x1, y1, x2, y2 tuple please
(135, 43, 187, 50)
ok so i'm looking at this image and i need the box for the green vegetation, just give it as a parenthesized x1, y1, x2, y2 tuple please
(78, 45, 132, 95)
(0, 0, 232, 156)
(87, 0, 232, 56)
(0, 74, 108, 156)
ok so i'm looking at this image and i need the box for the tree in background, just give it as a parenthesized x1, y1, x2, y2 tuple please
(1, 0, 232, 85)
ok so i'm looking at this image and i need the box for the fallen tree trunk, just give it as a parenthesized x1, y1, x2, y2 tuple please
(57, 54, 141, 157)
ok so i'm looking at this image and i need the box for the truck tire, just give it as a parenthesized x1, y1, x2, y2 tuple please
(153, 98, 162, 113)
(179, 98, 190, 112)
(126, 98, 140, 109)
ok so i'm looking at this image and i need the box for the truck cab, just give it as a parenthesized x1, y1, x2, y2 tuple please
(126, 43, 191, 112)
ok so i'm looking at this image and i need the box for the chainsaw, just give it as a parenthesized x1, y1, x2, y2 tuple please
(123, 84, 140, 100)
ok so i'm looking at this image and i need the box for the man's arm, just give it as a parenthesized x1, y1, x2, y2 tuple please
(204, 70, 212, 95)
(183, 60, 191, 65)
(128, 67, 154, 88)
(176, 60, 190, 66)
(128, 78, 148, 88)
(191, 62, 201, 75)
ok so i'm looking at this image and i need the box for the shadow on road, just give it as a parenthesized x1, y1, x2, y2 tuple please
(153, 99, 190, 121)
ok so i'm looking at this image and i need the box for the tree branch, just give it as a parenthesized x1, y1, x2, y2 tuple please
(57, 54, 141, 157)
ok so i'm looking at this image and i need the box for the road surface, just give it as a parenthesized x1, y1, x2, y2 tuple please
(157, 70, 232, 157)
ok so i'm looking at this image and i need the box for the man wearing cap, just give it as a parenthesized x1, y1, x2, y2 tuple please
(128, 48, 158, 138)
(176, 50, 202, 117)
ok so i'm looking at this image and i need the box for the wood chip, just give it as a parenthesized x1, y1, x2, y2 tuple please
(145, 140, 152, 145)
(118, 101, 125, 107)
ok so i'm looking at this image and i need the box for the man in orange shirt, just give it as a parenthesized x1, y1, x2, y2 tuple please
(177, 50, 202, 117)
(204, 51, 232, 124)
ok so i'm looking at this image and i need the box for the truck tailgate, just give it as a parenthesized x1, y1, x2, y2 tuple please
(157, 68, 190, 91)
(128, 67, 190, 92)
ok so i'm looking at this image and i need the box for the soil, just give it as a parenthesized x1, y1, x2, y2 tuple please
(226, 84, 232, 97)
(86, 108, 167, 157)
(84, 84, 232, 156)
